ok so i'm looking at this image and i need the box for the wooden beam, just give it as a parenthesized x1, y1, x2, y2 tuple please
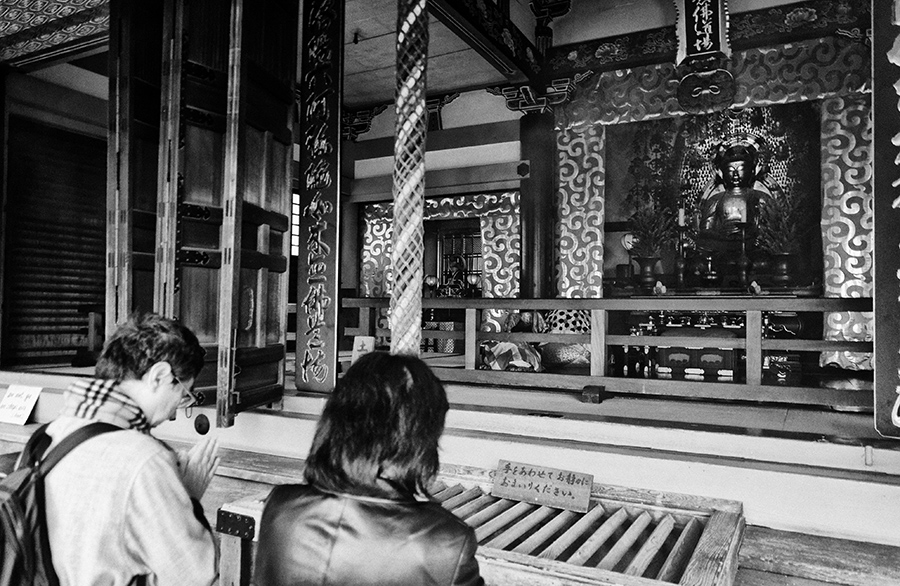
(344, 296, 874, 313)
(429, 368, 873, 409)
(350, 160, 529, 201)
(347, 120, 520, 160)
(431, 0, 540, 85)
(6, 73, 107, 138)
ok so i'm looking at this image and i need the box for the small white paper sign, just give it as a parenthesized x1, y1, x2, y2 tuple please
(351, 336, 375, 364)
(0, 385, 42, 425)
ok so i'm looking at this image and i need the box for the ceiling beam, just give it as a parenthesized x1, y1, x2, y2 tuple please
(431, 0, 541, 85)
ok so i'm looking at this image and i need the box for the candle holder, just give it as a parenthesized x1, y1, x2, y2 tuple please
(465, 273, 481, 298)
(424, 274, 437, 296)
(675, 226, 687, 290)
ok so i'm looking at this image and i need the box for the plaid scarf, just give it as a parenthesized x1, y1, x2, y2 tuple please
(62, 378, 152, 433)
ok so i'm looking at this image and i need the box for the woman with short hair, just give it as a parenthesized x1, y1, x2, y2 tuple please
(254, 351, 484, 586)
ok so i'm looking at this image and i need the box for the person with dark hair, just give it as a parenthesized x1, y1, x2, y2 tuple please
(43, 312, 219, 585)
(254, 351, 484, 586)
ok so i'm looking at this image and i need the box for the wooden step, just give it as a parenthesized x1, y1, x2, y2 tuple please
(738, 526, 900, 586)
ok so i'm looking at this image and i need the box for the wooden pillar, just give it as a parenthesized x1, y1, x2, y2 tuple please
(519, 111, 556, 299)
(873, 0, 900, 437)
(0, 65, 7, 365)
(390, 0, 429, 355)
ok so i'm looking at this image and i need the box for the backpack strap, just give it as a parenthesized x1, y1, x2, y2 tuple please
(35, 422, 121, 476)
(17, 421, 52, 469)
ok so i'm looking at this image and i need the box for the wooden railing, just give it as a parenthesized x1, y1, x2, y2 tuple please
(339, 296, 874, 410)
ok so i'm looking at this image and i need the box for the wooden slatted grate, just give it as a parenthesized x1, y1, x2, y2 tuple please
(431, 476, 744, 586)
(215, 463, 746, 586)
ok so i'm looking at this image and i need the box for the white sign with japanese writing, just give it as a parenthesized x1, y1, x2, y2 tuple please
(491, 459, 593, 513)
(0, 385, 42, 425)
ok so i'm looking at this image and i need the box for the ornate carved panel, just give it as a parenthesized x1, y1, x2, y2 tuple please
(820, 95, 873, 371)
(0, 0, 110, 65)
(546, 0, 868, 79)
(558, 36, 870, 131)
(360, 192, 520, 332)
(555, 125, 605, 298)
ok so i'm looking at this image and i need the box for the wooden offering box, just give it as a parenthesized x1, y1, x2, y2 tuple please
(216, 463, 745, 586)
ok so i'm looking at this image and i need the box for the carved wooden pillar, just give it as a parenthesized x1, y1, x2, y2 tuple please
(520, 111, 556, 298)
(873, 0, 900, 437)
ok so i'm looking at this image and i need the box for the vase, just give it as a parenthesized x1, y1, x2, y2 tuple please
(634, 256, 659, 293)
(771, 252, 795, 288)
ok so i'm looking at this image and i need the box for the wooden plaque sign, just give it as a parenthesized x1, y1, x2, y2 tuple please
(295, 0, 344, 392)
(491, 459, 592, 513)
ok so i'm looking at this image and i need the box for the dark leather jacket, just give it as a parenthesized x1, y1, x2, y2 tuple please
(254, 483, 484, 586)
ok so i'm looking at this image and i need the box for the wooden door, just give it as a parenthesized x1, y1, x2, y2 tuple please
(216, 0, 297, 426)
(157, 0, 297, 427)
(107, 0, 165, 334)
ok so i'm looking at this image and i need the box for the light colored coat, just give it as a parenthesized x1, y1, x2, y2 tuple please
(44, 417, 217, 586)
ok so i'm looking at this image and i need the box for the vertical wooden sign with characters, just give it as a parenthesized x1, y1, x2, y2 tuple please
(674, 0, 730, 65)
(295, 0, 344, 392)
(673, 0, 735, 114)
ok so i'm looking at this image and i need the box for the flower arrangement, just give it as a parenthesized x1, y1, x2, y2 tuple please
(755, 192, 809, 255)
(627, 198, 677, 258)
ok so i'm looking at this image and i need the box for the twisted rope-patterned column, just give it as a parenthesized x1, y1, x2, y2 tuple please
(390, 0, 428, 355)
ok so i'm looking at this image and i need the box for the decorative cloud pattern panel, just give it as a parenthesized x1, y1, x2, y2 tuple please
(555, 124, 605, 298)
(360, 192, 520, 332)
(820, 94, 873, 370)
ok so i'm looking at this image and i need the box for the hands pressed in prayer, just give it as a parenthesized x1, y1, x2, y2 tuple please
(179, 436, 221, 500)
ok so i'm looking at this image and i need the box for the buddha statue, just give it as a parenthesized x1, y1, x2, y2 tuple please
(696, 136, 772, 252)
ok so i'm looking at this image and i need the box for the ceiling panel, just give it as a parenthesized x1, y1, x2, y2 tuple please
(6, 0, 516, 110)
(0, 0, 109, 66)
(343, 12, 508, 109)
